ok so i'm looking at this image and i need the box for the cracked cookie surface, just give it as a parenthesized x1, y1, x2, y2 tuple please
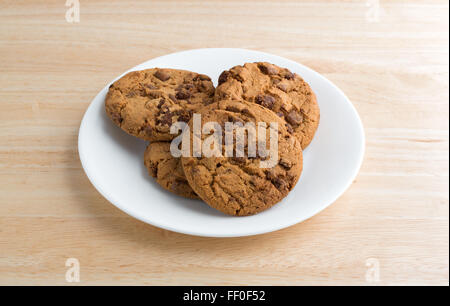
(181, 99, 303, 216)
(144, 142, 199, 199)
(215, 62, 320, 149)
(105, 68, 215, 141)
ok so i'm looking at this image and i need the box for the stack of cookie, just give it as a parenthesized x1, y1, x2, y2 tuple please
(105, 62, 320, 216)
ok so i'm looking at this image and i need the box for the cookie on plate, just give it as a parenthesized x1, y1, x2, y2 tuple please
(144, 142, 199, 199)
(181, 99, 303, 216)
(215, 62, 319, 149)
(105, 68, 215, 141)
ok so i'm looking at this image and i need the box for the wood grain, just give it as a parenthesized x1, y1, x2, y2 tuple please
(0, 0, 448, 285)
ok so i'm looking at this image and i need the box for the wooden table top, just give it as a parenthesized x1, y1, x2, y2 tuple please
(0, 0, 448, 285)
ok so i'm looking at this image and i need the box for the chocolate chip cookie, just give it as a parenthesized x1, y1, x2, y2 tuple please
(181, 99, 303, 216)
(144, 142, 199, 199)
(105, 68, 215, 141)
(215, 62, 320, 149)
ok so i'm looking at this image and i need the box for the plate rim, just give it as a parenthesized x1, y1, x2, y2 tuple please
(78, 48, 366, 237)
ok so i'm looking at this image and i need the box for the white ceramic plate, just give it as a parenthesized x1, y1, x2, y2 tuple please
(78, 48, 365, 237)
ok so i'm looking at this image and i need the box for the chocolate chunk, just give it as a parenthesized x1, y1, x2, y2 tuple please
(226, 106, 241, 113)
(241, 108, 253, 117)
(258, 63, 277, 75)
(146, 84, 158, 90)
(285, 123, 294, 134)
(176, 91, 191, 100)
(284, 71, 295, 80)
(157, 99, 165, 108)
(177, 112, 190, 123)
(154, 70, 170, 81)
(256, 95, 275, 110)
(144, 125, 153, 135)
(266, 170, 287, 189)
(272, 177, 287, 189)
(218, 71, 231, 85)
(286, 110, 303, 127)
(109, 84, 114, 89)
(158, 112, 173, 126)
